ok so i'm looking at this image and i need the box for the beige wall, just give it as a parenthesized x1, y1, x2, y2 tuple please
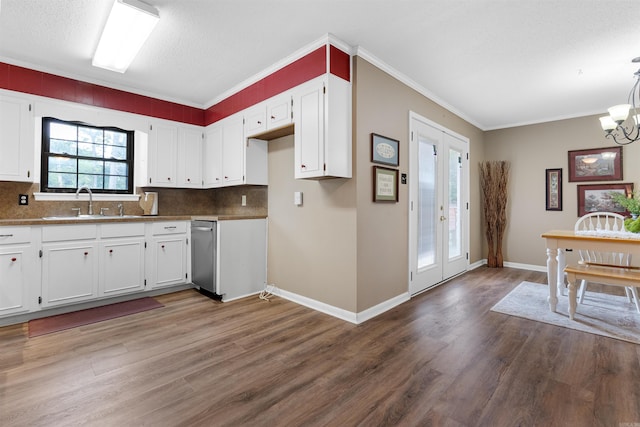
(485, 115, 640, 267)
(267, 135, 358, 312)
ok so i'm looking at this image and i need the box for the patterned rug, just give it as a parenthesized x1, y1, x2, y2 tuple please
(28, 297, 164, 337)
(491, 281, 640, 344)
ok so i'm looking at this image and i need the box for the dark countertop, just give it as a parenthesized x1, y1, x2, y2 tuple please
(0, 214, 267, 226)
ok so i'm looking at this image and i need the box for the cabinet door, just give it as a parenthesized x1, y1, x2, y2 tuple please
(294, 80, 325, 178)
(222, 115, 245, 186)
(0, 95, 34, 182)
(41, 242, 99, 307)
(267, 94, 292, 130)
(203, 124, 223, 188)
(149, 123, 178, 186)
(177, 127, 203, 188)
(0, 248, 29, 316)
(152, 237, 186, 288)
(244, 105, 267, 137)
(100, 239, 145, 296)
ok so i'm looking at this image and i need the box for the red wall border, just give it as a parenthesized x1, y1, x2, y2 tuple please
(0, 43, 351, 128)
(0, 62, 205, 126)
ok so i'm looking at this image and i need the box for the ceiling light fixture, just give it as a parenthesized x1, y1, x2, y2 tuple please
(92, 0, 159, 73)
(599, 57, 640, 145)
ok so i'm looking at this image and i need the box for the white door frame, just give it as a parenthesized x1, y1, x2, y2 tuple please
(408, 111, 470, 295)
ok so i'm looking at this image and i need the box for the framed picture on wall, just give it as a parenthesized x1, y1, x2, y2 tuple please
(577, 182, 633, 216)
(545, 168, 562, 211)
(568, 146, 623, 182)
(373, 166, 398, 202)
(371, 133, 399, 166)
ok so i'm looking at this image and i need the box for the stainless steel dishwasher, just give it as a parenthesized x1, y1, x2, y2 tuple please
(191, 220, 217, 296)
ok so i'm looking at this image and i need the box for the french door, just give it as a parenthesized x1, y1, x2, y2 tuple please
(409, 112, 469, 295)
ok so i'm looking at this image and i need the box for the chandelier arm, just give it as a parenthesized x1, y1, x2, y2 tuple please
(608, 131, 637, 145)
(615, 123, 640, 143)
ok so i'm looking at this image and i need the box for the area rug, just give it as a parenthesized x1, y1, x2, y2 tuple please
(491, 281, 640, 344)
(28, 297, 164, 338)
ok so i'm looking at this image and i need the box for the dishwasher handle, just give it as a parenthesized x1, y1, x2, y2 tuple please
(193, 226, 214, 232)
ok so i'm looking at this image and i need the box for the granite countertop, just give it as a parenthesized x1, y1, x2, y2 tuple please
(0, 214, 267, 226)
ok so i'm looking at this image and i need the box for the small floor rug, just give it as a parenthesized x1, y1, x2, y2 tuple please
(491, 281, 640, 344)
(28, 297, 164, 338)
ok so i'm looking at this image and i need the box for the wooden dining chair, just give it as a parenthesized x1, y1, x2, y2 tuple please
(574, 212, 640, 313)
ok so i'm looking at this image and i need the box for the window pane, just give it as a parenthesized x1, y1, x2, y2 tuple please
(448, 149, 462, 258)
(78, 126, 104, 144)
(105, 161, 127, 176)
(105, 130, 127, 147)
(48, 156, 76, 173)
(48, 172, 77, 188)
(78, 174, 103, 189)
(105, 146, 127, 160)
(50, 122, 77, 141)
(78, 159, 104, 174)
(78, 142, 104, 158)
(418, 137, 437, 269)
(49, 139, 77, 155)
(105, 175, 128, 190)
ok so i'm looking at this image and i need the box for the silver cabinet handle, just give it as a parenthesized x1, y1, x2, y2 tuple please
(0, 234, 14, 237)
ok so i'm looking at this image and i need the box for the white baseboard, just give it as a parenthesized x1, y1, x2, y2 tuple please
(473, 258, 546, 273)
(275, 288, 409, 324)
(503, 261, 546, 272)
(356, 292, 410, 323)
(272, 260, 547, 324)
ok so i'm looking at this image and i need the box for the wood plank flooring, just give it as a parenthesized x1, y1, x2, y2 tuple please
(2, 266, 640, 426)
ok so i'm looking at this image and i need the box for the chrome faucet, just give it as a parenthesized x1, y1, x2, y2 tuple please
(75, 186, 93, 215)
(117, 203, 124, 216)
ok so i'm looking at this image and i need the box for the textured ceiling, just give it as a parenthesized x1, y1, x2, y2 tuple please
(1, 0, 639, 130)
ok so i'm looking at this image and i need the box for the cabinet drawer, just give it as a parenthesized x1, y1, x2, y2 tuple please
(42, 224, 97, 242)
(151, 221, 187, 235)
(101, 222, 145, 238)
(0, 227, 31, 245)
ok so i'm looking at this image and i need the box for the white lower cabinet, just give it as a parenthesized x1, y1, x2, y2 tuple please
(41, 225, 99, 308)
(35, 221, 190, 312)
(217, 219, 267, 301)
(0, 227, 35, 316)
(148, 222, 189, 289)
(99, 223, 146, 297)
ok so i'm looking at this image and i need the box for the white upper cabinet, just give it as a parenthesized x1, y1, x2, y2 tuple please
(0, 94, 34, 182)
(203, 123, 223, 188)
(146, 120, 205, 188)
(205, 115, 268, 188)
(244, 104, 267, 138)
(221, 114, 246, 186)
(244, 93, 293, 139)
(148, 121, 178, 187)
(177, 127, 203, 188)
(293, 74, 352, 179)
(266, 93, 292, 130)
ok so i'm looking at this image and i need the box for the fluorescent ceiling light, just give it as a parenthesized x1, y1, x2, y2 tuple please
(92, 0, 159, 73)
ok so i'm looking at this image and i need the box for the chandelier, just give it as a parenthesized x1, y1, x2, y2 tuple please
(599, 57, 640, 145)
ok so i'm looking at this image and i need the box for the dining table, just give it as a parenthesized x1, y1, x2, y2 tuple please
(541, 229, 640, 312)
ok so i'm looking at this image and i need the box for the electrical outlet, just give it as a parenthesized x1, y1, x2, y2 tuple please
(241, 195, 247, 206)
(18, 194, 28, 205)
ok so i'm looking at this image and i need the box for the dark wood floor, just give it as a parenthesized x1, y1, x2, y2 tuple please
(1, 266, 640, 426)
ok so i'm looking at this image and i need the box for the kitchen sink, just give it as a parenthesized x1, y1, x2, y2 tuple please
(42, 215, 144, 220)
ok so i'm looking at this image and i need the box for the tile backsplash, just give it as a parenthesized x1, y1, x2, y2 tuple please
(0, 181, 267, 219)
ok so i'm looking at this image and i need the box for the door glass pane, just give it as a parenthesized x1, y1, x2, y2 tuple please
(448, 149, 462, 258)
(418, 136, 437, 269)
